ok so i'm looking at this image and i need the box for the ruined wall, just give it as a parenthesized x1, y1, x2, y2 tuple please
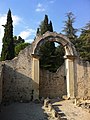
(0, 63, 3, 103)
(0, 42, 90, 102)
(39, 64, 67, 98)
(2, 46, 34, 102)
(77, 59, 90, 98)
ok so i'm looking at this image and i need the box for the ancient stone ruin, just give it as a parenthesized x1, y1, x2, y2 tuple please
(0, 31, 90, 103)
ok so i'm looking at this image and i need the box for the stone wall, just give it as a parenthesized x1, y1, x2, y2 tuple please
(0, 63, 3, 103)
(2, 46, 34, 102)
(0, 43, 90, 103)
(39, 64, 67, 98)
(77, 59, 90, 98)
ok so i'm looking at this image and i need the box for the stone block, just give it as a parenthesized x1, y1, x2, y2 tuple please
(48, 103, 53, 111)
(44, 97, 50, 107)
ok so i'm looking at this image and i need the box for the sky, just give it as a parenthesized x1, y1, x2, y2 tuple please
(0, 0, 90, 54)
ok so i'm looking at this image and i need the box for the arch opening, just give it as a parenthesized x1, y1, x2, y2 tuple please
(31, 32, 77, 99)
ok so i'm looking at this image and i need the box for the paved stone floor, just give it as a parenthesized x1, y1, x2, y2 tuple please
(0, 102, 48, 120)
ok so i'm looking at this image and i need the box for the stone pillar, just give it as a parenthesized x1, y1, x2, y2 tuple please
(65, 55, 76, 98)
(32, 54, 39, 100)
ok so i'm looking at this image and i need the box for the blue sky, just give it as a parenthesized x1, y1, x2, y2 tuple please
(0, 0, 90, 53)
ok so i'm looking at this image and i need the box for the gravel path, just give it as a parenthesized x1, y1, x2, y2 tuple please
(52, 99, 90, 120)
(0, 102, 48, 120)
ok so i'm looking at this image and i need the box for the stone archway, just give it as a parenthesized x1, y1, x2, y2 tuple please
(31, 31, 77, 100)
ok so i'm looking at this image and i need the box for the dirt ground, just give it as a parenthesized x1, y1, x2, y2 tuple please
(0, 102, 48, 120)
(52, 99, 90, 120)
(0, 100, 90, 120)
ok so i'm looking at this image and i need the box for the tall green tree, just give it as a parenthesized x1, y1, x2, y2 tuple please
(76, 22, 90, 62)
(84, 21, 90, 30)
(54, 45, 65, 70)
(48, 20, 53, 32)
(40, 14, 49, 35)
(36, 15, 57, 72)
(1, 9, 15, 60)
(39, 40, 56, 72)
(62, 12, 77, 44)
(14, 36, 25, 46)
(36, 15, 65, 72)
(37, 15, 53, 35)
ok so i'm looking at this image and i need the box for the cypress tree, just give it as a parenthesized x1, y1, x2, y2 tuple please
(36, 15, 57, 72)
(48, 20, 53, 32)
(37, 14, 65, 72)
(36, 15, 53, 35)
(39, 14, 49, 35)
(36, 28, 40, 35)
(1, 9, 15, 60)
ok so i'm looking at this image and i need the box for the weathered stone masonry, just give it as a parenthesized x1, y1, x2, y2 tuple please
(1, 46, 34, 102)
(77, 60, 90, 98)
(39, 64, 67, 98)
(0, 32, 90, 103)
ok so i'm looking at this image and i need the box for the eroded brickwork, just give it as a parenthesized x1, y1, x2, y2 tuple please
(77, 60, 90, 98)
(39, 64, 67, 98)
(2, 46, 33, 102)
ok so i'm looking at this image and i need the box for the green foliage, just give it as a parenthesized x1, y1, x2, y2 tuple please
(14, 36, 25, 45)
(84, 21, 90, 30)
(76, 26, 90, 62)
(39, 41, 65, 72)
(62, 13, 90, 62)
(37, 15, 57, 72)
(62, 12, 77, 44)
(13, 36, 30, 56)
(1, 9, 15, 61)
(40, 15, 49, 35)
(36, 28, 40, 35)
(36, 14, 65, 72)
(37, 15, 53, 35)
(48, 20, 53, 32)
(39, 41, 56, 72)
(15, 43, 30, 56)
(54, 45, 65, 70)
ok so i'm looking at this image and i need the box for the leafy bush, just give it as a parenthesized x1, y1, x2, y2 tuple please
(15, 43, 30, 56)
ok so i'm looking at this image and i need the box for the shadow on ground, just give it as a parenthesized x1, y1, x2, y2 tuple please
(0, 102, 48, 120)
(51, 99, 67, 120)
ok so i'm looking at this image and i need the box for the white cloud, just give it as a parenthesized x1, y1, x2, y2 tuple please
(12, 15, 21, 26)
(0, 13, 35, 55)
(0, 14, 7, 55)
(37, 3, 42, 8)
(36, 3, 45, 12)
(0, 14, 6, 41)
(0, 14, 21, 54)
(18, 29, 36, 40)
(25, 38, 34, 43)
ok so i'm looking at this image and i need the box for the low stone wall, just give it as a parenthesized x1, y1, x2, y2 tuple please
(39, 64, 67, 98)
(77, 59, 90, 98)
(2, 46, 34, 102)
(0, 63, 3, 103)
